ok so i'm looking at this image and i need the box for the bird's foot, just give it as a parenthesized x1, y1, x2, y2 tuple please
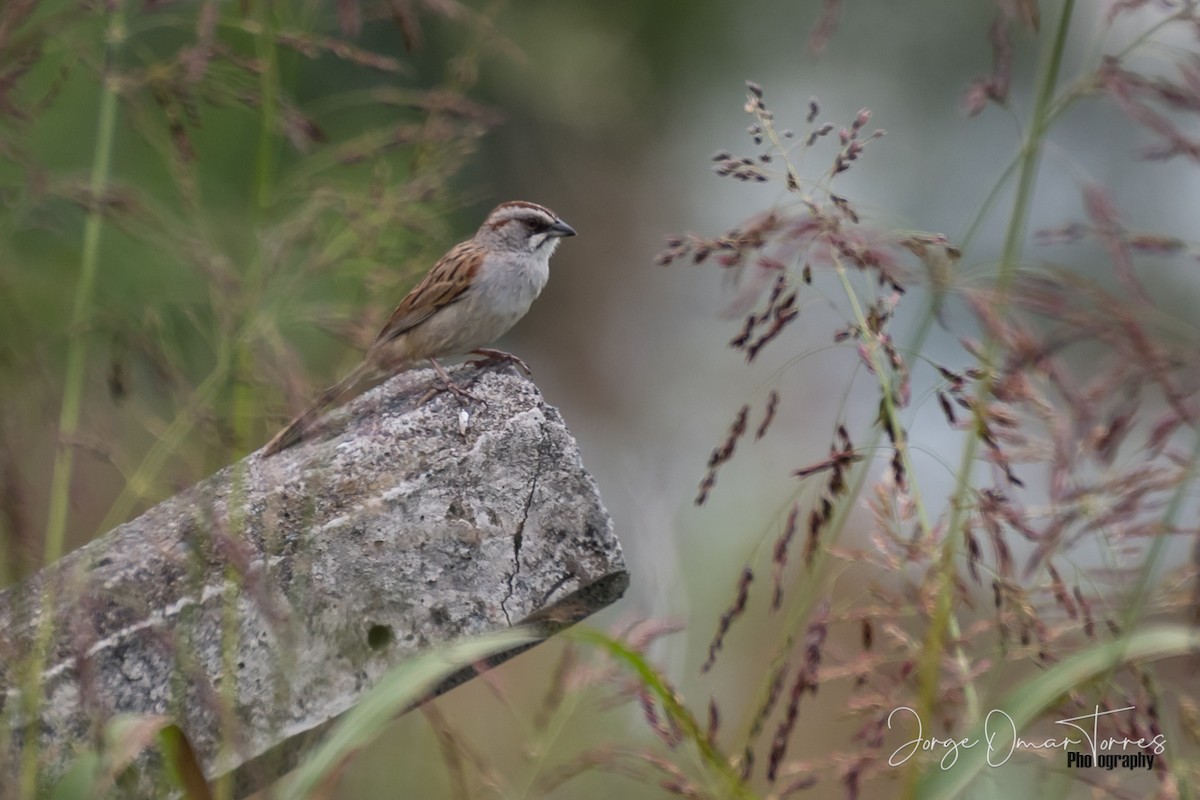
(419, 357, 487, 407)
(468, 348, 532, 377)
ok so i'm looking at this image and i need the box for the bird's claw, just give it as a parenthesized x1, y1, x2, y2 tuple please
(421, 357, 487, 407)
(468, 348, 532, 377)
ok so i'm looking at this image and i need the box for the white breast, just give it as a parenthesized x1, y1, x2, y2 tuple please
(475, 249, 552, 323)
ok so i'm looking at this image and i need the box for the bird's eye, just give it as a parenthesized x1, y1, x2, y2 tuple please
(526, 218, 551, 233)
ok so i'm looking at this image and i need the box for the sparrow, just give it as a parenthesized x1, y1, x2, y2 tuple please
(262, 201, 575, 455)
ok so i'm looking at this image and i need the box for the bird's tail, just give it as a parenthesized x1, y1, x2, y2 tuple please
(261, 361, 385, 456)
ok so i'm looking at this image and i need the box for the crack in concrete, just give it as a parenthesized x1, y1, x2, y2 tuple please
(500, 416, 551, 626)
(539, 572, 572, 606)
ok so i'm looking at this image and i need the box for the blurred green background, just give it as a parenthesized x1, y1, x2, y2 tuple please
(3, 1, 1198, 797)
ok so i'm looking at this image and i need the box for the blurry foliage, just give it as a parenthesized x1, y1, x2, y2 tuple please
(0, 0, 502, 578)
(647, 3, 1200, 799)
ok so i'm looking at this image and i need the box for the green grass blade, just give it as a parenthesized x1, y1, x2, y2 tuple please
(917, 625, 1200, 800)
(274, 628, 539, 800)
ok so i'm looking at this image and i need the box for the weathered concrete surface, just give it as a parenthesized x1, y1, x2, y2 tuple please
(0, 365, 626, 792)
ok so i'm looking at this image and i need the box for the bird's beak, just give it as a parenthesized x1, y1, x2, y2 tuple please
(549, 220, 577, 238)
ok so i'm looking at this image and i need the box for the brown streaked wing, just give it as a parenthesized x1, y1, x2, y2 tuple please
(374, 241, 483, 344)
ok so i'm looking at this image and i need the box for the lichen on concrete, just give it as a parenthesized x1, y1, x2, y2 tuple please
(0, 365, 627, 791)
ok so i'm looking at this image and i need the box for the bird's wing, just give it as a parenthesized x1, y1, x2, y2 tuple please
(374, 240, 483, 343)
